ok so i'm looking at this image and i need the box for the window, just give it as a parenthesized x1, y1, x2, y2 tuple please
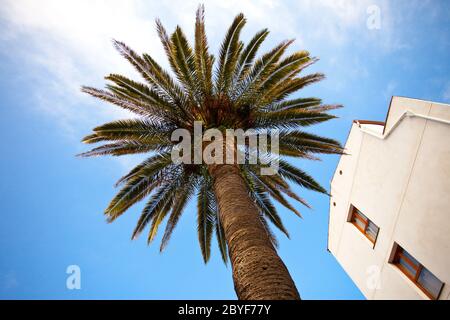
(349, 206, 379, 244)
(392, 244, 444, 300)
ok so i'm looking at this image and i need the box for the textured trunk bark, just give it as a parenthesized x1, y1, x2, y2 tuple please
(209, 164, 300, 300)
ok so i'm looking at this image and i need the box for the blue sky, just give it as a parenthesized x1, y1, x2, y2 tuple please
(0, 0, 449, 299)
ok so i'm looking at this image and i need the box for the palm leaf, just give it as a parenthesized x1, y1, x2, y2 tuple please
(215, 211, 228, 264)
(131, 182, 176, 239)
(268, 73, 325, 103)
(265, 97, 322, 112)
(194, 5, 213, 97)
(105, 74, 181, 121)
(105, 163, 179, 222)
(216, 13, 246, 93)
(170, 26, 201, 103)
(241, 168, 289, 238)
(86, 118, 174, 145)
(160, 176, 196, 251)
(81, 86, 158, 117)
(233, 39, 293, 103)
(233, 29, 269, 82)
(114, 152, 173, 187)
(76, 141, 154, 157)
(252, 109, 336, 130)
(196, 176, 216, 263)
(278, 159, 328, 194)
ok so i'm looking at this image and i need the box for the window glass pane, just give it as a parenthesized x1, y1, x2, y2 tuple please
(398, 255, 418, 278)
(401, 250, 420, 268)
(353, 216, 366, 230)
(418, 268, 443, 299)
(366, 221, 379, 241)
(355, 209, 368, 221)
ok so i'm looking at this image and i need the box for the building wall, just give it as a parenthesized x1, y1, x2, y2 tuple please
(328, 97, 450, 300)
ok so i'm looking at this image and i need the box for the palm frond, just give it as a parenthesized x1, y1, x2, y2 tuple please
(155, 19, 178, 76)
(259, 173, 311, 208)
(104, 74, 181, 122)
(83, 118, 174, 146)
(76, 141, 154, 157)
(196, 174, 216, 263)
(250, 170, 302, 218)
(254, 53, 317, 107)
(160, 176, 196, 251)
(81, 86, 157, 117)
(216, 211, 228, 264)
(246, 130, 343, 158)
(113, 41, 179, 104)
(194, 5, 213, 97)
(252, 109, 336, 130)
(241, 168, 290, 238)
(105, 175, 157, 223)
(131, 181, 176, 240)
(278, 159, 328, 194)
(105, 163, 179, 222)
(141, 52, 188, 108)
(81, 133, 108, 144)
(216, 13, 246, 93)
(233, 39, 293, 103)
(233, 29, 269, 82)
(278, 130, 344, 155)
(170, 26, 201, 103)
(115, 152, 173, 187)
(113, 38, 192, 121)
(147, 195, 175, 244)
(258, 211, 279, 248)
(267, 73, 325, 103)
(265, 97, 322, 112)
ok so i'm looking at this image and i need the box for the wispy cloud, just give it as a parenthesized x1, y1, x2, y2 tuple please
(0, 0, 417, 154)
(0, 0, 158, 138)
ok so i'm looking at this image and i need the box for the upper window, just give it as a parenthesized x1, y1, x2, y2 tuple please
(349, 206, 379, 244)
(392, 244, 444, 300)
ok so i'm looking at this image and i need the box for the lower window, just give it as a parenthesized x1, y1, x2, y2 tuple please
(391, 244, 444, 300)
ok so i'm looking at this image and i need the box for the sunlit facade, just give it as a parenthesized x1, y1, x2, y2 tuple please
(328, 96, 450, 300)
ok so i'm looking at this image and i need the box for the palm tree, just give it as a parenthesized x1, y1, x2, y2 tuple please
(79, 5, 343, 300)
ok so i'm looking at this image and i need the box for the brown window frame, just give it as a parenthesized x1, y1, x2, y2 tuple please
(392, 245, 444, 300)
(349, 206, 379, 245)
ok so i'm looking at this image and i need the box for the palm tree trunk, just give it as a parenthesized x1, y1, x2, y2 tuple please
(208, 163, 301, 300)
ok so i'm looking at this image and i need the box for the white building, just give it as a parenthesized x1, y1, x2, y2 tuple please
(328, 96, 450, 300)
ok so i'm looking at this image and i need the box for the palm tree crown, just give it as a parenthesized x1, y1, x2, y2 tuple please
(80, 5, 343, 264)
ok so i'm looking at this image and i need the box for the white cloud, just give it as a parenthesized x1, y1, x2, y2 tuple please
(0, 0, 405, 160)
(0, 1, 148, 145)
(0, 0, 296, 143)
